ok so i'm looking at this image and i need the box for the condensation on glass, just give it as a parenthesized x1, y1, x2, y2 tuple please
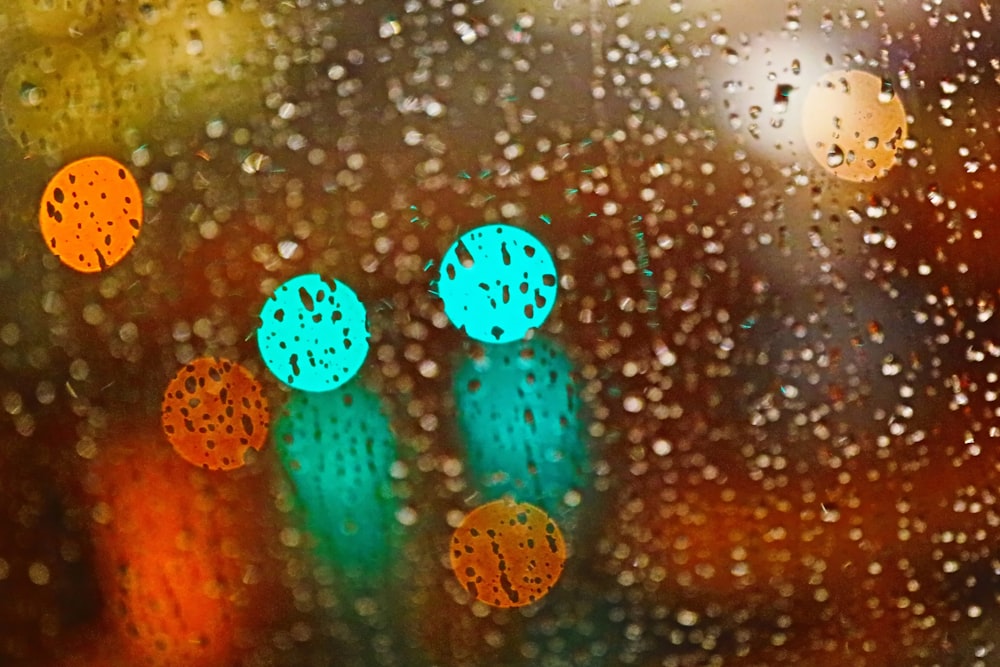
(0, 1, 996, 666)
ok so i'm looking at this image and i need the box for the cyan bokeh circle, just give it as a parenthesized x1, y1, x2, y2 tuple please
(257, 273, 369, 392)
(438, 224, 558, 343)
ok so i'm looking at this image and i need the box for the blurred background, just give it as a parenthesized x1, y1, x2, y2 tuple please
(1, 0, 1000, 665)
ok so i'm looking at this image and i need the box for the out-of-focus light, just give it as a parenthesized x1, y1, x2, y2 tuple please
(160, 357, 270, 470)
(449, 499, 566, 608)
(438, 224, 557, 344)
(802, 69, 907, 182)
(38, 156, 142, 273)
(257, 274, 370, 392)
(273, 380, 400, 586)
(453, 336, 587, 517)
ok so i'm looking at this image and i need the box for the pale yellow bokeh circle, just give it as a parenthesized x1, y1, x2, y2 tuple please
(802, 70, 907, 182)
(99, 0, 264, 124)
(19, 0, 117, 38)
(1, 44, 112, 157)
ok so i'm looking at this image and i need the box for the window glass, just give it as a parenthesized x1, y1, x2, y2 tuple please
(0, 1, 996, 665)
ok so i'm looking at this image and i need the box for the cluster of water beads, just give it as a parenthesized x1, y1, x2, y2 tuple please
(3, 0, 967, 663)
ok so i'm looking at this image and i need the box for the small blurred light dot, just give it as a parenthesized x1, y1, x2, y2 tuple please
(652, 439, 672, 456)
(199, 220, 220, 240)
(35, 381, 56, 405)
(563, 489, 582, 507)
(206, 118, 227, 138)
(69, 358, 90, 381)
(389, 460, 408, 479)
(82, 303, 105, 326)
(99, 276, 122, 299)
(280, 527, 302, 548)
(28, 562, 50, 585)
(623, 396, 644, 413)
(118, 322, 139, 344)
(417, 359, 439, 378)
(14, 413, 35, 437)
(185, 38, 204, 56)
(677, 609, 699, 627)
(395, 506, 417, 526)
(0, 323, 19, 346)
(232, 128, 251, 145)
(290, 622, 312, 642)
(132, 146, 151, 167)
(442, 457, 462, 477)
(76, 436, 98, 460)
(192, 318, 213, 339)
(91, 501, 112, 525)
(277, 240, 299, 259)
(426, 100, 445, 117)
(346, 153, 366, 170)
(307, 148, 326, 165)
(404, 129, 422, 146)
(2, 391, 23, 415)
(241, 152, 269, 174)
(150, 172, 174, 192)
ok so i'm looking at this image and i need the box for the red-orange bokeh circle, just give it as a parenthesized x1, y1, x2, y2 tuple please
(449, 499, 567, 608)
(161, 357, 270, 470)
(38, 155, 142, 273)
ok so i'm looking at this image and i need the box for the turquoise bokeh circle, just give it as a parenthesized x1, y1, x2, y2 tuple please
(438, 224, 557, 343)
(257, 273, 369, 392)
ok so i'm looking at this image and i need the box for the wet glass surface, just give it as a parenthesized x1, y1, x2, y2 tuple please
(1, 1, 999, 665)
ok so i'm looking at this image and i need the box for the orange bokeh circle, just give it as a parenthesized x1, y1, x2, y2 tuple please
(449, 499, 567, 608)
(161, 357, 270, 471)
(38, 155, 142, 273)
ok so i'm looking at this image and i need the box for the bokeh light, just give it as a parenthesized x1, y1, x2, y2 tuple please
(257, 274, 370, 392)
(2, 45, 110, 157)
(37, 155, 142, 273)
(160, 357, 270, 471)
(438, 224, 558, 344)
(3, 1, 1000, 665)
(100, 0, 266, 128)
(453, 336, 587, 516)
(86, 431, 284, 667)
(273, 379, 399, 584)
(801, 69, 907, 182)
(449, 499, 566, 608)
(19, 0, 115, 38)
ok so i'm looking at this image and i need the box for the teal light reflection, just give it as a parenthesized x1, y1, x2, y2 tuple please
(273, 380, 399, 583)
(453, 336, 588, 516)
